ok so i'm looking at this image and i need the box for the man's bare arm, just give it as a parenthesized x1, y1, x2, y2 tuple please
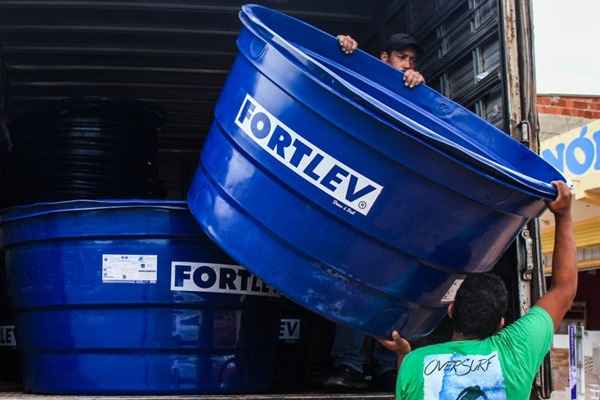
(536, 181, 577, 331)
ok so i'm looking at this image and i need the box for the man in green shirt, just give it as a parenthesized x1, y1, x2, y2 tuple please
(379, 181, 576, 400)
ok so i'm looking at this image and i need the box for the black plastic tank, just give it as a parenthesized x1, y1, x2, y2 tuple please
(6, 98, 164, 205)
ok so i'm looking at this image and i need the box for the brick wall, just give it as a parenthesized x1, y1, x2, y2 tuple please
(537, 95, 598, 142)
(538, 95, 600, 119)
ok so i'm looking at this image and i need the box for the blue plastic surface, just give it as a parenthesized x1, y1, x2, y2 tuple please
(0, 200, 280, 394)
(188, 5, 566, 338)
(0, 253, 20, 384)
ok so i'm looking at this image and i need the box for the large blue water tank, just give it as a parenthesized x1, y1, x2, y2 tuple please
(0, 253, 20, 385)
(0, 200, 280, 394)
(187, 5, 566, 338)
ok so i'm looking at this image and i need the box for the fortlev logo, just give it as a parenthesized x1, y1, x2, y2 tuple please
(170, 262, 278, 297)
(235, 94, 383, 216)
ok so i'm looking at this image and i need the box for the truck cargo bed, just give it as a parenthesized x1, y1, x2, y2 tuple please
(0, 391, 393, 400)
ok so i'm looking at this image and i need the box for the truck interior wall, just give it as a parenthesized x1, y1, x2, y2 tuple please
(363, 0, 505, 129)
(0, 0, 534, 386)
(0, 0, 514, 197)
(0, 0, 380, 200)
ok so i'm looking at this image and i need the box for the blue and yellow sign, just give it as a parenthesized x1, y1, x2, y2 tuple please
(541, 119, 600, 273)
(542, 120, 600, 201)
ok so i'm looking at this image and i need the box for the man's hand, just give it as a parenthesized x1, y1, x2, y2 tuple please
(404, 69, 425, 88)
(377, 330, 412, 355)
(547, 181, 572, 217)
(377, 331, 412, 369)
(337, 34, 358, 54)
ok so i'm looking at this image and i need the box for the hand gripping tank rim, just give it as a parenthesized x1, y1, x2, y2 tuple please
(215, 61, 545, 220)
(238, 4, 564, 199)
(233, 33, 559, 205)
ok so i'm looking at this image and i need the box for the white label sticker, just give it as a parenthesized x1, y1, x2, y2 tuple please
(170, 262, 278, 297)
(0, 325, 16, 347)
(235, 94, 384, 216)
(102, 254, 157, 284)
(441, 279, 464, 303)
(279, 318, 301, 341)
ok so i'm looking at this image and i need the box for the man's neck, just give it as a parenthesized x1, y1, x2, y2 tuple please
(452, 332, 477, 341)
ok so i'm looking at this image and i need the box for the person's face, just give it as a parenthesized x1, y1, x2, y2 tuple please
(380, 47, 417, 71)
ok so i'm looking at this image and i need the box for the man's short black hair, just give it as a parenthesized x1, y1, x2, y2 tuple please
(383, 33, 423, 55)
(453, 273, 508, 339)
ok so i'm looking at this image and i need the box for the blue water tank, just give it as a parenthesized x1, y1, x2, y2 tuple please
(187, 5, 566, 338)
(0, 252, 20, 385)
(0, 200, 280, 394)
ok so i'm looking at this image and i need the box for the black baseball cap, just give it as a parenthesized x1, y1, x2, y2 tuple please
(384, 33, 423, 55)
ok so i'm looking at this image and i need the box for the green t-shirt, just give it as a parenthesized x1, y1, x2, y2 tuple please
(396, 306, 554, 400)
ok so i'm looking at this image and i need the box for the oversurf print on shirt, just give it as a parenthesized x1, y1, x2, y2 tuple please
(423, 352, 507, 400)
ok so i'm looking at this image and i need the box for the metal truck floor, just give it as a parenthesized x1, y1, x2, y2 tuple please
(0, 392, 394, 400)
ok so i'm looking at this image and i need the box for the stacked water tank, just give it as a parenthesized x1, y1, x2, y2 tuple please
(0, 99, 282, 394)
(4, 99, 164, 205)
(0, 252, 19, 387)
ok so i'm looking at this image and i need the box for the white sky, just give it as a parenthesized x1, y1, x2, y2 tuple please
(533, 0, 600, 95)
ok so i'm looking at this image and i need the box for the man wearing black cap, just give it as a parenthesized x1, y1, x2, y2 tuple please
(321, 32, 426, 393)
(337, 32, 425, 88)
